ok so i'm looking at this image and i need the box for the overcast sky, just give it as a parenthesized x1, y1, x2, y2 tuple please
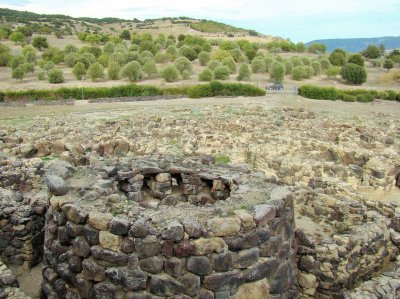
(2, 0, 399, 42)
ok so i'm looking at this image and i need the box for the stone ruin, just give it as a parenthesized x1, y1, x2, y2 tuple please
(1, 155, 297, 298)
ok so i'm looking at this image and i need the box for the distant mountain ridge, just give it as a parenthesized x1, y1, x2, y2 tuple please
(306, 36, 400, 53)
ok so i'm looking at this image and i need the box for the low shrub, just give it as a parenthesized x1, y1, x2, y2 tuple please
(298, 85, 337, 100)
(187, 81, 266, 98)
(299, 84, 400, 103)
(3, 82, 264, 101)
(342, 63, 367, 85)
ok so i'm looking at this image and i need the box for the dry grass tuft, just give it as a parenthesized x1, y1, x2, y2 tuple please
(380, 69, 400, 83)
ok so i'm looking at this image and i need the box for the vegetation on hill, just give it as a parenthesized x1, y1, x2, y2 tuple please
(0, 81, 266, 101)
(0, 8, 128, 24)
(299, 84, 400, 102)
(0, 8, 399, 91)
(190, 20, 247, 34)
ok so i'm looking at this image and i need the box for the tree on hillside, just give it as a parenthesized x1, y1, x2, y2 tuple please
(9, 31, 25, 45)
(43, 61, 55, 74)
(48, 68, 64, 84)
(236, 64, 251, 81)
(383, 59, 394, 71)
(348, 54, 365, 66)
(107, 61, 120, 80)
(143, 60, 158, 78)
(362, 45, 381, 59)
(23, 46, 37, 63)
(64, 44, 78, 54)
(213, 65, 230, 80)
(342, 63, 367, 85)
(12, 66, 25, 81)
(10, 55, 24, 70)
(311, 60, 321, 75)
(329, 48, 347, 66)
(103, 42, 115, 55)
(296, 42, 306, 53)
(88, 62, 104, 82)
(325, 66, 341, 79)
(307, 43, 327, 54)
(22, 63, 34, 74)
(161, 64, 180, 82)
(32, 36, 48, 51)
(251, 57, 266, 86)
(178, 45, 197, 61)
(199, 68, 214, 81)
(0, 44, 12, 66)
(73, 62, 87, 80)
(284, 61, 293, 75)
(64, 53, 78, 67)
(198, 51, 210, 66)
(120, 30, 131, 40)
(120, 61, 142, 82)
(174, 56, 192, 74)
(222, 57, 236, 74)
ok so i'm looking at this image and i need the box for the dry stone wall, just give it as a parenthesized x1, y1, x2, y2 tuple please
(294, 180, 400, 298)
(0, 159, 48, 269)
(41, 156, 298, 299)
(0, 260, 30, 299)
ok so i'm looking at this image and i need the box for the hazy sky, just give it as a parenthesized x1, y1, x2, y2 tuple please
(2, 0, 399, 42)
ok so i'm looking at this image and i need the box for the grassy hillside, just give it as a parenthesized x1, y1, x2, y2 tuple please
(0, 8, 263, 39)
(306, 36, 400, 53)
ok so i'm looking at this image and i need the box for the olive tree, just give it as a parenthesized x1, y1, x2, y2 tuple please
(161, 64, 180, 82)
(48, 68, 64, 84)
(32, 36, 48, 51)
(143, 60, 158, 78)
(107, 61, 120, 80)
(120, 61, 142, 82)
(251, 57, 266, 86)
(199, 68, 214, 81)
(348, 54, 365, 66)
(174, 56, 192, 74)
(236, 64, 251, 81)
(73, 62, 87, 80)
(88, 62, 104, 82)
(329, 48, 347, 66)
(12, 66, 25, 81)
(213, 65, 230, 80)
(198, 51, 210, 66)
(383, 59, 394, 71)
(269, 61, 285, 83)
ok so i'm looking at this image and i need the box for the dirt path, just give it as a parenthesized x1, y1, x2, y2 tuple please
(10, 263, 42, 299)
(0, 94, 399, 125)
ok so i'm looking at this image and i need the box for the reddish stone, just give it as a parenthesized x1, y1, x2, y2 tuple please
(175, 240, 195, 258)
(163, 240, 174, 258)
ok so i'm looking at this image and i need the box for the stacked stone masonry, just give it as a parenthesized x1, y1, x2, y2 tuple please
(0, 260, 30, 299)
(294, 179, 400, 298)
(0, 159, 48, 268)
(41, 156, 298, 299)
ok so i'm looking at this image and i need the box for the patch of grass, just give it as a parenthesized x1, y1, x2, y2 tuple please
(214, 154, 231, 164)
(40, 156, 58, 162)
(168, 139, 184, 158)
